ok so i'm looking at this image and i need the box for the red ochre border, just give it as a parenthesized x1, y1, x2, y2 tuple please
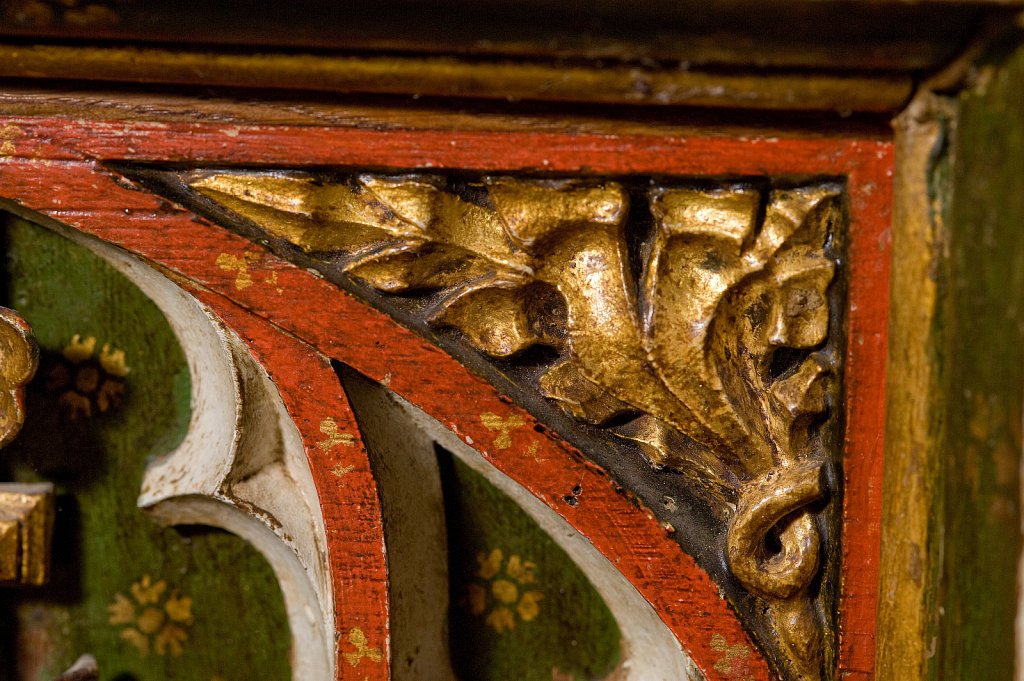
(0, 117, 891, 681)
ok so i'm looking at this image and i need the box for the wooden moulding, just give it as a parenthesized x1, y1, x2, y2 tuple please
(880, 41, 1024, 680)
(876, 91, 956, 681)
(0, 0, 1008, 72)
(0, 43, 914, 113)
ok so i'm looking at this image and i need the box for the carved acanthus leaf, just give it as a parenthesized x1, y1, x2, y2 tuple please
(190, 171, 842, 681)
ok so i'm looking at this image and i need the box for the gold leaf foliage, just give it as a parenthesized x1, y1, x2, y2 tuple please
(192, 173, 837, 491)
(191, 172, 843, 681)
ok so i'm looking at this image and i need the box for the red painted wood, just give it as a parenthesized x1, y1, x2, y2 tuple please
(0, 114, 891, 681)
(839, 144, 891, 681)
(193, 289, 391, 680)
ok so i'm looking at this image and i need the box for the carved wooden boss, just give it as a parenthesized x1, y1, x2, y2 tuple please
(2, 2, 1018, 681)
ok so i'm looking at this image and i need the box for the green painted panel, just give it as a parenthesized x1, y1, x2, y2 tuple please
(0, 215, 291, 681)
(936, 42, 1024, 680)
(439, 449, 621, 681)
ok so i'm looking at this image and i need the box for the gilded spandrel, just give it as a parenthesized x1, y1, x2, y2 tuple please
(188, 171, 844, 681)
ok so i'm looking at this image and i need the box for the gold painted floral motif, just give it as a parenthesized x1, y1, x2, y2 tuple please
(330, 464, 356, 484)
(466, 548, 544, 634)
(215, 252, 257, 290)
(107, 575, 193, 657)
(342, 627, 384, 667)
(215, 251, 282, 292)
(47, 334, 129, 419)
(480, 413, 526, 450)
(964, 392, 1022, 522)
(317, 416, 356, 451)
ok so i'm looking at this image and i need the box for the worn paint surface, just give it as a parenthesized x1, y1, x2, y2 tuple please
(199, 289, 390, 680)
(934, 44, 1024, 680)
(0, 113, 891, 680)
(0, 216, 291, 681)
(875, 92, 956, 681)
(440, 451, 621, 681)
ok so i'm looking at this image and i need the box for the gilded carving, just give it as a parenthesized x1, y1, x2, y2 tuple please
(0, 307, 54, 588)
(190, 172, 842, 680)
(0, 306, 39, 448)
(0, 482, 54, 585)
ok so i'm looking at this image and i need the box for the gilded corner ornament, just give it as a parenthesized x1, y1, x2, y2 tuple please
(185, 171, 843, 680)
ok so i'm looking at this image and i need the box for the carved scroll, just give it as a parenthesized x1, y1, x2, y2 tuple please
(188, 172, 842, 681)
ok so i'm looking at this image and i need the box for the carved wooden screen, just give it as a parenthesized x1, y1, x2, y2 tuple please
(0, 115, 890, 681)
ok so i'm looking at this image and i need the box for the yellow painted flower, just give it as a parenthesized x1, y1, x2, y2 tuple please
(107, 575, 193, 658)
(466, 548, 545, 634)
(48, 334, 130, 419)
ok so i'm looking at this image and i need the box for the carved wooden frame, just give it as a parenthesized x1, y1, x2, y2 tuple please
(0, 115, 891, 680)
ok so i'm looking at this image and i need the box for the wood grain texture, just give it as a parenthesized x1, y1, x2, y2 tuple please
(0, 44, 913, 113)
(937, 44, 1024, 680)
(0, 114, 892, 680)
(0, 88, 894, 142)
(0, 0, 1002, 74)
(875, 92, 955, 681)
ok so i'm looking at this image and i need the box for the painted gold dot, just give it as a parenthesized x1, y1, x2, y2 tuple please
(492, 579, 518, 604)
(137, 607, 166, 635)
